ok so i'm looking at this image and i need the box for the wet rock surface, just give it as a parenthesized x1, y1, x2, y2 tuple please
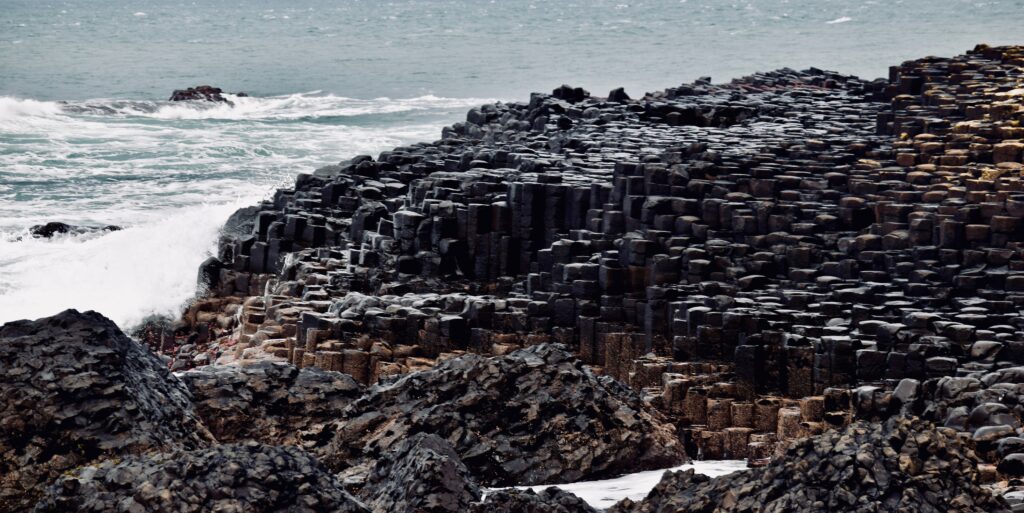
(0, 310, 213, 512)
(357, 433, 480, 513)
(610, 417, 1010, 513)
(35, 442, 369, 513)
(179, 360, 363, 445)
(28, 222, 121, 238)
(318, 343, 685, 486)
(168, 85, 247, 103)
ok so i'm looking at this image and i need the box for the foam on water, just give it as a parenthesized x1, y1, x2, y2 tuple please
(0, 93, 491, 328)
(489, 460, 749, 510)
(0, 203, 241, 327)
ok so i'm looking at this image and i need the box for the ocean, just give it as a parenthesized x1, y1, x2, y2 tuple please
(1, 0, 1021, 327)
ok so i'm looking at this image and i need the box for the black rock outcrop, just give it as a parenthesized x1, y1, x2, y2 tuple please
(0, 310, 213, 512)
(168, 85, 247, 103)
(358, 433, 480, 513)
(318, 344, 685, 486)
(29, 222, 121, 238)
(610, 417, 1010, 513)
(35, 442, 369, 513)
(179, 360, 363, 445)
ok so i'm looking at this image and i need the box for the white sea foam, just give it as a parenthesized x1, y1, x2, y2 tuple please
(489, 460, 749, 510)
(0, 97, 63, 120)
(0, 202, 244, 327)
(826, 16, 852, 24)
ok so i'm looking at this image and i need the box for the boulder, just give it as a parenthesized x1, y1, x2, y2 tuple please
(318, 344, 685, 486)
(358, 433, 480, 513)
(0, 310, 213, 512)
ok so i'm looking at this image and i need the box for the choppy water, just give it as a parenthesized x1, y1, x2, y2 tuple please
(1, 0, 1021, 327)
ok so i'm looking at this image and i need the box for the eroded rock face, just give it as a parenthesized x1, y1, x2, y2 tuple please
(610, 417, 1010, 513)
(318, 344, 685, 486)
(473, 488, 598, 513)
(359, 433, 480, 513)
(179, 360, 363, 445)
(35, 442, 369, 513)
(0, 310, 213, 512)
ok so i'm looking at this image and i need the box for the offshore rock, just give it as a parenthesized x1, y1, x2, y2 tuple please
(610, 417, 1010, 513)
(0, 310, 213, 513)
(358, 433, 480, 513)
(28, 222, 121, 238)
(168, 85, 247, 103)
(35, 442, 369, 513)
(179, 360, 363, 445)
(318, 344, 685, 486)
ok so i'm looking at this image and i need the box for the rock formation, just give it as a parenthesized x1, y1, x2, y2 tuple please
(28, 222, 121, 238)
(474, 488, 598, 513)
(168, 85, 247, 103)
(609, 417, 1010, 513)
(6, 44, 1024, 510)
(0, 310, 213, 512)
(357, 433, 480, 513)
(179, 360, 363, 445)
(35, 442, 369, 513)
(317, 344, 685, 486)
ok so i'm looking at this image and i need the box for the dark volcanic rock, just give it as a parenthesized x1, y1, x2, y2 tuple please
(29, 222, 121, 238)
(473, 488, 598, 513)
(359, 433, 480, 513)
(35, 442, 369, 513)
(179, 360, 363, 445)
(0, 310, 213, 513)
(319, 344, 685, 486)
(610, 417, 1010, 513)
(168, 85, 235, 103)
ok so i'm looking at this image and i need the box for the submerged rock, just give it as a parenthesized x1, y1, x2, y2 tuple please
(609, 417, 1010, 513)
(318, 344, 685, 486)
(0, 310, 213, 512)
(28, 222, 121, 238)
(179, 360, 363, 445)
(35, 442, 369, 513)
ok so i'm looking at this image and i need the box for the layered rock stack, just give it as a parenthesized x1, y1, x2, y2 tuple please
(141, 45, 1024, 484)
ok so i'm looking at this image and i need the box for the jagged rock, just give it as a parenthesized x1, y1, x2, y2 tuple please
(28, 222, 121, 238)
(179, 361, 363, 445)
(318, 344, 685, 486)
(610, 417, 1010, 513)
(168, 85, 243, 103)
(34, 443, 369, 513)
(473, 488, 598, 513)
(0, 310, 213, 512)
(358, 433, 480, 513)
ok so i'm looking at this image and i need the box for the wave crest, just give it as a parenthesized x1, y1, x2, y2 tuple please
(2, 92, 496, 123)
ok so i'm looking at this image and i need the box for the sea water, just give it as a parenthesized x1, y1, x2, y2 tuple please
(1, 0, 1022, 327)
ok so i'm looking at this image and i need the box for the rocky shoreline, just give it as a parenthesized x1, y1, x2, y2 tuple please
(3, 44, 1024, 512)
